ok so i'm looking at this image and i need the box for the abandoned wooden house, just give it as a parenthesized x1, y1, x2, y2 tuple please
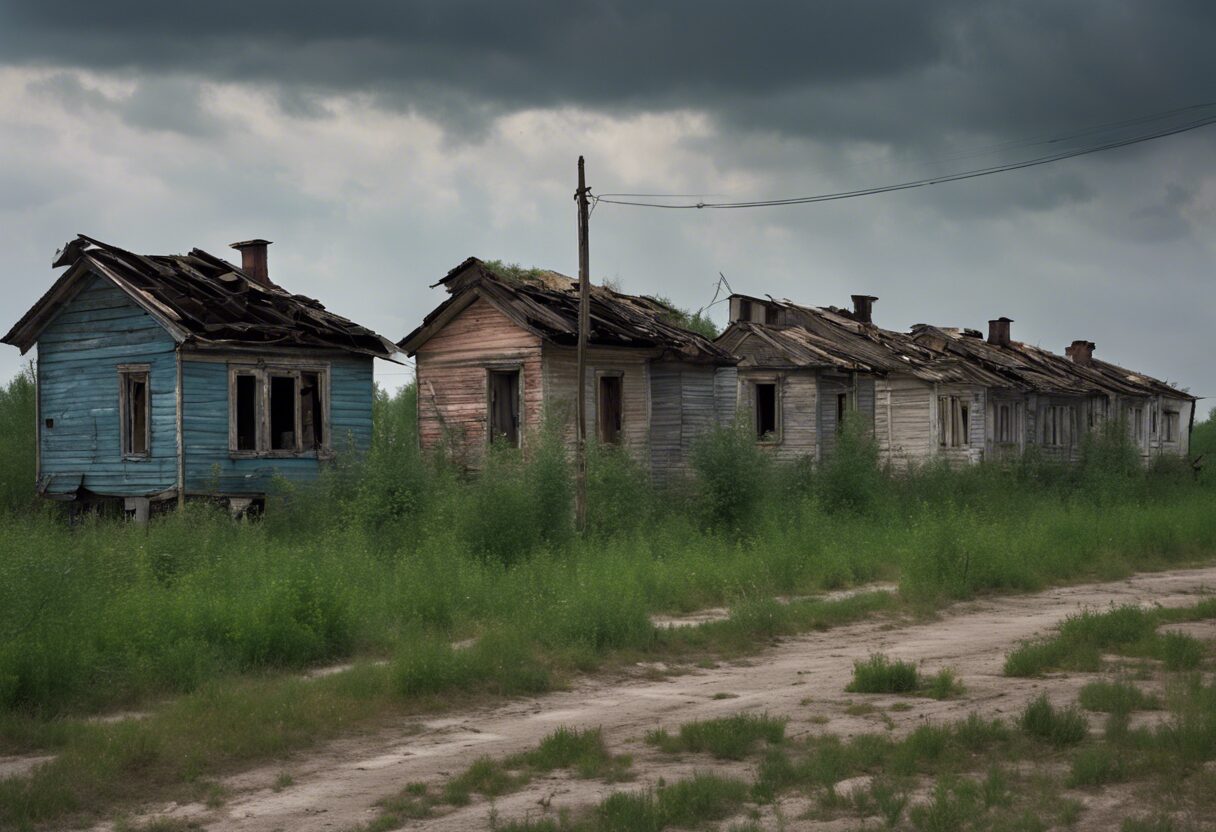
(717, 293, 1196, 468)
(1, 235, 399, 516)
(399, 258, 737, 476)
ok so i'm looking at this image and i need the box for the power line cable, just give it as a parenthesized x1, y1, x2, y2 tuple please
(596, 103, 1216, 210)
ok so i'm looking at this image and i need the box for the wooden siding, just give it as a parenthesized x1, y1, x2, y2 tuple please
(542, 343, 650, 461)
(180, 352, 373, 495)
(37, 275, 178, 496)
(415, 298, 543, 466)
(875, 375, 932, 470)
(737, 368, 817, 462)
(648, 361, 737, 478)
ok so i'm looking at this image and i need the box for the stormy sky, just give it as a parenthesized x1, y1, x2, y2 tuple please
(0, 1, 1212, 409)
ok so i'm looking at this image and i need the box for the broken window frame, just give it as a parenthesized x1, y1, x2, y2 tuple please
(1162, 410, 1180, 444)
(995, 401, 1017, 445)
(228, 363, 330, 458)
(1041, 404, 1075, 448)
(117, 364, 151, 459)
(1125, 405, 1145, 443)
(936, 395, 970, 448)
(486, 365, 523, 448)
(596, 371, 624, 445)
(754, 379, 780, 442)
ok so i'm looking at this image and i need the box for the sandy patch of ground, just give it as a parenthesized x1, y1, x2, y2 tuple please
(650, 582, 899, 629)
(97, 567, 1216, 831)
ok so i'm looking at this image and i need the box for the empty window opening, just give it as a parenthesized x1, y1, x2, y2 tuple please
(598, 375, 623, 444)
(1150, 408, 1158, 436)
(235, 374, 258, 451)
(755, 383, 777, 439)
(269, 375, 297, 451)
(764, 305, 778, 325)
(489, 370, 521, 445)
(120, 369, 150, 456)
(300, 372, 323, 450)
(836, 392, 849, 433)
(738, 299, 753, 322)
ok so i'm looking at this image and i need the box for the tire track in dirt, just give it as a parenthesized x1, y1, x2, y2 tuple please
(111, 566, 1216, 832)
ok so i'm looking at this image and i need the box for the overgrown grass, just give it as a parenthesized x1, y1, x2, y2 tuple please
(1078, 680, 1161, 714)
(845, 654, 964, 699)
(0, 378, 1215, 828)
(1004, 602, 1215, 677)
(645, 713, 786, 760)
(1020, 695, 1089, 747)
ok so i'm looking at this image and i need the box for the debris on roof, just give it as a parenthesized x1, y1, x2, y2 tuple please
(3, 235, 400, 360)
(400, 256, 736, 365)
(720, 293, 1193, 401)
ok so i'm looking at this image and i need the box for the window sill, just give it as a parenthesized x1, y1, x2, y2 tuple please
(122, 455, 152, 462)
(229, 450, 331, 460)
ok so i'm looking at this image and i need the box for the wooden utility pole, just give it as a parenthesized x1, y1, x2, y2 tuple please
(575, 156, 591, 531)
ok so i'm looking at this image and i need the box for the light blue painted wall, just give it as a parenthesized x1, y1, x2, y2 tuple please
(37, 275, 179, 496)
(181, 354, 374, 495)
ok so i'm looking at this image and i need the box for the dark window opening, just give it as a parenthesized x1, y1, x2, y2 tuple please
(756, 383, 777, 439)
(44, 418, 54, 429)
(235, 374, 258, 451)
(489, 370, 521, 445)
(270, 375, 297, 451)
(764, 305, 778, 325)
(738, 299, 753, 322)
(598, 375, 623, 444)
(836, 392, 849, 433)
(300, 372, 323, 450)
(121, 371, 149, 456)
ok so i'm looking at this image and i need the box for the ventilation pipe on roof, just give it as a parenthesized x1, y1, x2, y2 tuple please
(987, 317, 1013, 347)
(230, 239, 272, 286)
(1065, 340, 1095, 366)
(851, 294, 878, 324)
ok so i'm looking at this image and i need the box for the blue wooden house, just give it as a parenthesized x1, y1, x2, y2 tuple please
(1, 235, 399, 515)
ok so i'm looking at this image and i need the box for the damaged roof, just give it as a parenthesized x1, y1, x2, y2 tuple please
(2, 235, 400, 360)
(720, 293, 1194, 400)
(399, 257, 736, 365)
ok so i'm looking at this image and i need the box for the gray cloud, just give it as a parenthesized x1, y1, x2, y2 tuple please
(3, 1, 1214, 146)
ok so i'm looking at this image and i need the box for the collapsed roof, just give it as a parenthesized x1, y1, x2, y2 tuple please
(719, 294, 1193, 401)
(399, 257, 736, 365)
(2, 235, 400, 360)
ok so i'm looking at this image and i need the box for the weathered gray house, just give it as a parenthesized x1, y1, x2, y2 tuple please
(399, 258, 737, 476)
(1, 235, 399, 515)
(717, 293, 1196, 468)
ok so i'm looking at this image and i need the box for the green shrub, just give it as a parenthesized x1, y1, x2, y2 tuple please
(847, 654, 921, 694)
(1078, 680, 1160, 714)
(1020, 695, 1088, 747)
(648, 713, 786, 760)
(690, 423, 769, 533)
(0, 365, 36, 514)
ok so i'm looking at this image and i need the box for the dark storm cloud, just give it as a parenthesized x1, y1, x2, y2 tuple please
(4, 1, 1214, 146)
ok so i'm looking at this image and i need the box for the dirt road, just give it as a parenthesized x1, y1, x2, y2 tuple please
(120, 566, 1216, 832)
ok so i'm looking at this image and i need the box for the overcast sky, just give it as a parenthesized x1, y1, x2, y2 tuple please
(0, 1, 1212, 411)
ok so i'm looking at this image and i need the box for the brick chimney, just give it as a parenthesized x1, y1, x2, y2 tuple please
(851, 294, 878, 325)
(1065, 340, 1095, 366)
(230, 239, 272, 286)
(987, 317, 1013, 347)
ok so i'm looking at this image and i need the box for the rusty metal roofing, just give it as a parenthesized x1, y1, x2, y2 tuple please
(720, 294, 1193, 400)
(2, 235, 400, 360)
(399, 257, 736, 365)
